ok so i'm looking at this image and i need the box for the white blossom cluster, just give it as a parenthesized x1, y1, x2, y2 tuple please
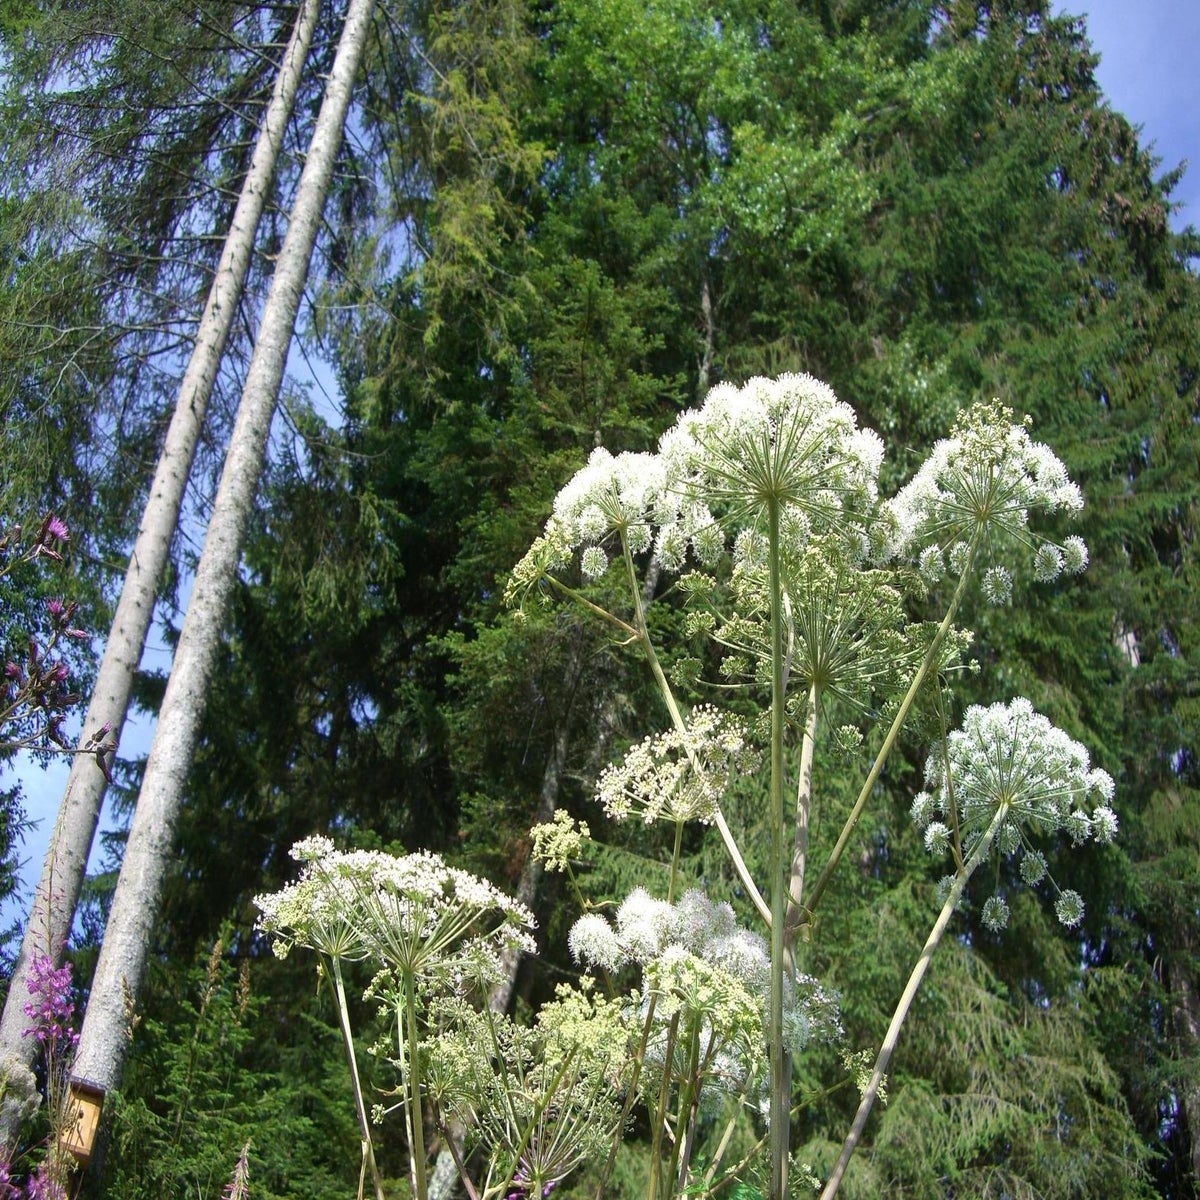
(911, 698, 1117, 928)
(508, 373, 886, 593)
(255, 837, 536, 987)
(568, 887, 841, 1090)
(877, 403, 1088, 592)
(656, 373, 885, 562)
(595, 706, 760, 825)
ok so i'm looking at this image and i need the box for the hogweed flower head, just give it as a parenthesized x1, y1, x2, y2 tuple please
(256, 839, 536, 986)
(551, 448, 667, 547)
(913, 698, 1116, 928)
(569, 887, 840, 1103)
(658, 373, 884, 554)
(506, 373, 888, 605)
(877, 403, 1087, 587)
(595, 707, 759, 826)
(530, 811, 591, 873)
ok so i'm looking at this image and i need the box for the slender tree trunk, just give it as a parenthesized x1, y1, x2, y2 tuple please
(0, 0, 320, 1152)
(68, 0, 376, 1114)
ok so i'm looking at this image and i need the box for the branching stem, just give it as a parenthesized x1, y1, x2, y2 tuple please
(819, 800, 1009, 1199)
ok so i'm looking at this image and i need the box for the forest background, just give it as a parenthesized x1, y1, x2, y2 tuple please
(1, 0, 1198, 1196)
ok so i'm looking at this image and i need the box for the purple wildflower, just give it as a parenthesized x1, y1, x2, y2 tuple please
(22, 953, 79, 1050)
(43, 516, 68, 543)
(0, 1159, 19, 1200)
(24, 1162, 68, 1200)
(506, 1160, 559, 1200)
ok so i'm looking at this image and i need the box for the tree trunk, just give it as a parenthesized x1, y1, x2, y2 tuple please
(0, 0, 319, 1152)
(68, 0, 376, 1115)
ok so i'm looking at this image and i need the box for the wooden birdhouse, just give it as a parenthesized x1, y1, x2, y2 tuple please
(59, 1077, 105, 1165)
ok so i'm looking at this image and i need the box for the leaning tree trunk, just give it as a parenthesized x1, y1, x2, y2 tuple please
(66, 0, 376, 1142)
(0, 0, 319, 1153)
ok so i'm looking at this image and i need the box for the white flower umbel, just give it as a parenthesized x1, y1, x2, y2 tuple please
(570, 886, 840, 1196)
(552, 447, 667, 548)
(920, 697, 1116, 920)
(821, 703, 1117, 1199)
(877, 402, 1088, 586)
(658, 373, 884, 551)
(257, 840, 536, 1200)
(596, 707, 760, 826)
(352, 848, 537, 986)
(569, 887, 840, 1070)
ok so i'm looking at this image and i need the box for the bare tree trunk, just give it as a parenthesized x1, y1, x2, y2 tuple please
(0, 0, 320, 1152)
(67, 0, 376, 1126)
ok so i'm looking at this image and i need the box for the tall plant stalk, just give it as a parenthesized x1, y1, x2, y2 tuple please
(402, 970, 429, 1200)
(329, 957, 387, 1200)
(766, 497, 789, 1200)
(801, 534, 980, 930)
(819, 801, 1010, 1199)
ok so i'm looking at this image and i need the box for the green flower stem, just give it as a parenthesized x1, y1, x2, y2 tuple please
(402, 969, 429, 1200)
(647, 1010, 682, 1200)
(802, 534, 979, 930)
(786, 683, 821, 966)
(669, 1016, 704, 1195)
(495, 1048, 579, 1200)
(593, 990, 660, 1200)
(668, 818, 684, 904)
(819, 800, 1009, 1200)
(438, 1121, 482, 1200)
(702, 1103, 747, 1193)
(617, 529, 771, 925)
(547, 574, 640, 641)
(767, 496, 789, 1200)
(328, 957, 386, 1200)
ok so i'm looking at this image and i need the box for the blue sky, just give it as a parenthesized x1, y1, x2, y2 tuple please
(1057, 0, 1199, 232)
(3, 2, 1198, 927)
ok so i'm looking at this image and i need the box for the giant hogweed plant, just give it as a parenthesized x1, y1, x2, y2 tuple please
(257, 376, 1116, 1200)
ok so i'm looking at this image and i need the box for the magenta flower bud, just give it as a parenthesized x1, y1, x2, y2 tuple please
(44, 515, 69, 542)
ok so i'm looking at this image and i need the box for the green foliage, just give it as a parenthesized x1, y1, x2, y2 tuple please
(33, 0, 1196, 1194)
(105, 933, 358, 1200)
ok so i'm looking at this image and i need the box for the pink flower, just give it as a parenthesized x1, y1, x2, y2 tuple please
(22, 953, 79, 1050)
(43, 516, 69, 543)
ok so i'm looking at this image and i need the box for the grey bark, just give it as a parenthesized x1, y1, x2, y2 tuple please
(70, 0, 376, 1098)
(0, 0, 320, 1151)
